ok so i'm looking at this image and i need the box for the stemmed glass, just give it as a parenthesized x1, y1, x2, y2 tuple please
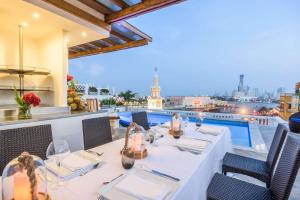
(199, 113, 206, 123)
(46, 139, 70, 186)
(146, 129, 158, 146)
(196, 113, 206, 127)
(181, 115, 189, 130)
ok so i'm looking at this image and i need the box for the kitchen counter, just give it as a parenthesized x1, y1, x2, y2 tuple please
(0, 110, 120, 151)
(0, 110, 107, 126)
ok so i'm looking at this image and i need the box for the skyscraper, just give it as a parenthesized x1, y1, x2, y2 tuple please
(238, 74, 244, 92)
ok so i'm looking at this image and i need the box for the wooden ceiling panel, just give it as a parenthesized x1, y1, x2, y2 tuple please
(69, 39, 148, 58)
(41, 0, 111, 30)
(106, 0, 185, 23)
(78, 0, 112, 14)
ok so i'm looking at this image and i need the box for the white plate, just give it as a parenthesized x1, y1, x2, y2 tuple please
(99, 168, 180, 200)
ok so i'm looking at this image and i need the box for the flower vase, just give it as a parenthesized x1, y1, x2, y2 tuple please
(18, 107, 32, 120)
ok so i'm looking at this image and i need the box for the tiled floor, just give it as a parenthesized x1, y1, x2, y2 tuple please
(232, 125, 300, 200)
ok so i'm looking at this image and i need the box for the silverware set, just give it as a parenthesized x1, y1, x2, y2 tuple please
(102, 174, 124, 185)
(145, 169, 181, 182)
(85, 150, 104, 157)
(176, 146, 202, 155)
(80, 162, 103, 176)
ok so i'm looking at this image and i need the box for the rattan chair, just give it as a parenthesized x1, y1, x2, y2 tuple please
(207, 135, 300, 200)
(82, 117, 112, 150)
(132, 111, 150, 130)
(0, 124, 53, 174)
(222, 123, 288, 187)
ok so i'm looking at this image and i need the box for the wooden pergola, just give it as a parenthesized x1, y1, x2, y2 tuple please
(40, 0, 185, 58)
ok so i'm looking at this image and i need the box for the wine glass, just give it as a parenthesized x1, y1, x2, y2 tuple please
(181, 115, 189, 129)
(146, 129, 157, 146)
(195, 113, 204, 127)
(46, 139, 70, 186)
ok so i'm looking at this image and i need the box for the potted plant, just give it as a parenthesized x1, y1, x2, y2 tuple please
(15, 90, 41, 119)
(100, 88, 109, 95)
(88, 86, 98, 95)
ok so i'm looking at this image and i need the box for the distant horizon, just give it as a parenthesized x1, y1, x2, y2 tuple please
(69, 0, 300, 96)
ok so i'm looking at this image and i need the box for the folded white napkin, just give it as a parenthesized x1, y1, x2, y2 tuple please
(198, 126, 220, 136)
(62, 153, 93, 171)
(79, 150, 102, 162)
(176, 137, 208, 152)
(114, 174, 171, 200)
(46, 161, 72, 178)
(46, 153, 101, 180)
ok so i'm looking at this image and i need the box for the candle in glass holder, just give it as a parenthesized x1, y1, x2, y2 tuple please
(131, 133, 142, 152)
(173, 121, 180, 132)
(13, 171, 32, 200)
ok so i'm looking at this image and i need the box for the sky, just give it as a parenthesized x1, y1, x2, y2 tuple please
(69, 0, 300, 96)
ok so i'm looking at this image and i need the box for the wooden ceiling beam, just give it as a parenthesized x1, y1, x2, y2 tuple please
(101, 38, 117, 46)
(106, 0, 185, 23)
(121, 21, 152, 42)
(69, 48, 80, 53)
(69, 39, 148, 59)
(78, 0, 112, 14)
(110, 30, 132, 42)
(90, 41, 106, 48)
(41, 0, 111, 31)
(85, 43, 101, 49)
(110, 0, 129, 9)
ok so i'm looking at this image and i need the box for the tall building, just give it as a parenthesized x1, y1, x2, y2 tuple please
(148, 68, 163, 109)
(233, 74, 246, 98)
(238, 74, 244, 92)
(253, 88, 259, 97)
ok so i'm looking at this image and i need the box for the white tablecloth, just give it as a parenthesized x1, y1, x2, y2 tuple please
(1, 123, 232, 200)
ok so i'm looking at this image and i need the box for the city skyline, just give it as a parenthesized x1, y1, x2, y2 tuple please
(69, 0, 300, 96)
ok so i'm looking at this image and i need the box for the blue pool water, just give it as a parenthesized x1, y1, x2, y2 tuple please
(118, 112, 251, 147)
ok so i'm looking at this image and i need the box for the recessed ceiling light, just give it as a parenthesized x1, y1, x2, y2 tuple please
(81, 32, 87, 37)
(21, 21, 28, 27)
(33, 13, 40, 19)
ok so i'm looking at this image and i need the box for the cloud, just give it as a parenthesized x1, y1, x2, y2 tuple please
(86, 64, 104, 77)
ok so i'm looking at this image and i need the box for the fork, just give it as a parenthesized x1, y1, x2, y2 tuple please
(176, 146, 201, 155)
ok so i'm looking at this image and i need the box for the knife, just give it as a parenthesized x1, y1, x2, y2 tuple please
(146, 169, 180, 182)
(85, 150, 104, 157)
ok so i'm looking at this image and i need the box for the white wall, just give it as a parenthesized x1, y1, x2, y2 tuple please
(0, 28, 68, 106)
(39, 30, 68, 106)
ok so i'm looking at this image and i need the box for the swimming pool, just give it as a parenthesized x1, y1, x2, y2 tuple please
(118, 112, 252, 147)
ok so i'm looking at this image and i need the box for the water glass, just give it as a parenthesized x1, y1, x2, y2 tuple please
(181, 115, 189, 129)
(121, 149, 135, 169)
(46, 139, 71, 186)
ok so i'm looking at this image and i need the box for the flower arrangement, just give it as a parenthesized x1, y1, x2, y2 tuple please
(67, 75, 85, 111)
(15, 90, 41, 119)
(67, 75, 73, 82)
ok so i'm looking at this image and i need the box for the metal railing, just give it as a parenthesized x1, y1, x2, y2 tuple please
(124, 107, 283, 127)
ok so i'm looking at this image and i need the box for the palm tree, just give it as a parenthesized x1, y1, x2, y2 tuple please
(118, 90, 136, 102)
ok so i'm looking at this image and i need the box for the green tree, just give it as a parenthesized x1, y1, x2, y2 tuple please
(118, 90, 137, 102)
(101, 98, 116, 105)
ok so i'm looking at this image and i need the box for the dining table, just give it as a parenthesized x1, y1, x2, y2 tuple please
(1, 123, 232, 200)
